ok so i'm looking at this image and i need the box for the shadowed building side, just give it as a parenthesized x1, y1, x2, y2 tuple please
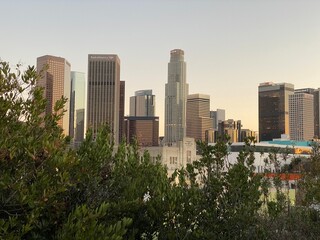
(119, 80, 125, 142)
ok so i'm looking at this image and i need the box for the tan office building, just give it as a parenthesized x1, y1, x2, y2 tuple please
(87, 54, 120, 144)
(186, 94, 213, 142)
(289, 92, 314, 141)
(37, 55, 71, 136)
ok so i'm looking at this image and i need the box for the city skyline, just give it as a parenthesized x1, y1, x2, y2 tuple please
(2, 1, 320, 135)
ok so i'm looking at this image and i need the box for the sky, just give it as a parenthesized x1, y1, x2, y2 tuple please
(2, 0, 320, 135)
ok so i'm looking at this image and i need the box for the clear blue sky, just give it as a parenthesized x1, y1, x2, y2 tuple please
(2, 0, 320, 135)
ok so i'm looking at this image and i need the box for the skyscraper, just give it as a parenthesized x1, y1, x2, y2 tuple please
(186, 94, 213, 142)
(70, 71, 86, 143)
(130, 90, 155, 117)
(87, 54, 120, 144)
(37, 55, 71, 136)
(165, 49, 189, 145)
(294, 88, 320, 139)
(210, 109, 226, 130)
(126, 89, 159, 146)
(119, 81, 125, 142)
(289, 91, 314, 141)
(258, 82, 294, 141)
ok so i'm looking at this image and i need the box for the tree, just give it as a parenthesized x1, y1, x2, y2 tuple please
(0, 62, 131, 239)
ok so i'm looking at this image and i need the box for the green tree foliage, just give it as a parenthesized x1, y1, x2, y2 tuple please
(0, 62, 131, 239)
(191, 137, 263, 239)
(301, 143, 320, 205)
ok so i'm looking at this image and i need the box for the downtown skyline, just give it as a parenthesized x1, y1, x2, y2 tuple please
(2, 1, 320, 135)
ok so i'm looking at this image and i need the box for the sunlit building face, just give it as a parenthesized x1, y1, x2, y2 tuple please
(37, 55, 71, 136)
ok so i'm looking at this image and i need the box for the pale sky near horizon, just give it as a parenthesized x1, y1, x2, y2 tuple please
(2, 0, 320, 135)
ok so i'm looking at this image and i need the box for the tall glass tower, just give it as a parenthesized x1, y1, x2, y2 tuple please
(164, 49, 189, 145)
(70, 71, 86, 143)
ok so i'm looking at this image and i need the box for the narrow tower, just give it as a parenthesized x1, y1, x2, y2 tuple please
(164, 49, 189, 145)
(70, 71, 86, 143)
(289, 90, 314, 141)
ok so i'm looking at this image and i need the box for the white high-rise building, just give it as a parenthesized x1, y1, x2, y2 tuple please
(129, 89, 155, 117)
(289, 92, 314, 141)
(164, 49, 189, 145)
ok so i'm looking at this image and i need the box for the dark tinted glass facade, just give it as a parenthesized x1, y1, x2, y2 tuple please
(259, 83, 294, 141)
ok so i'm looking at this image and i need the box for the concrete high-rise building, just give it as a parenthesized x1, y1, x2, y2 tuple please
(165, 49, 189, 145)
(130, 89, 155, 117)
(119, 81, 125, 142)
(37, 55, 71, 135)
(186, 94, 213, 142)
(289, 92, 314, 141)
(294, 88, 320, 139)
(70, 71, 86, 143)
(87, 54, 120, 144)
(210, 109, 225, 130)
(258, 82, 294, 141)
